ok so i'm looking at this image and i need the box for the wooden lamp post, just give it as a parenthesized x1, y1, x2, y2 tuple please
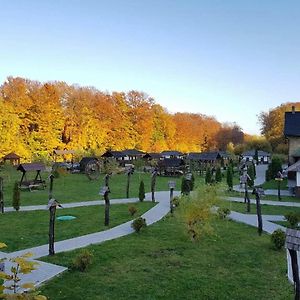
(151, 168, 158, 202)
(168, 181, 176, 214)
(252, 187, 264, 236)
(275, 171, 283, 201)
(47, 174, 62, 256)
(99, 186, 110, 226)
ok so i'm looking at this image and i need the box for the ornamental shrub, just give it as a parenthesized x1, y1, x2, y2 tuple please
(271, 229, 285, 250)
(215, 167, 222, 183)
(284, 212, 300, 228)
(217, 207, 231, 219)
(205, 167, 212, 184)
(72, 249, 94, 272)
(128, 205, 137, 216)
(131, 217, 147, 233)
(226, 167, 233, 191)
(138, 180, 145, 202)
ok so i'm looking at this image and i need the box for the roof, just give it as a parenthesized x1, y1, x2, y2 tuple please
(122, 149, 145, 156)
(242, 150, 270, 157)
(158, 158, 185, 168)
(284, 111, 300, 137)
(286, 160, 300, 172)
(285, 228, 300, 251)
(102, 150, 125, 158)
(143, 153, 161, 159)
(53, 150, 75, 155)
(17, 163, 45, 172)
(161, 151, 183, 157)
(3, 152, 21, 159)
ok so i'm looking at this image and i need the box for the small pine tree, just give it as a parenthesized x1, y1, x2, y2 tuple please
(12, 181, 20, 211)
(226, 167, 233, 191)
(138, 180, 145, 202)
(205, 167, 212, 184)
(190, 173, 195, 191)
(215, 167, 222, 183)
(181, 177, 190, 195)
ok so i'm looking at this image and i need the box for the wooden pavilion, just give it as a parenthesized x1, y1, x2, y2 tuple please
(2, 152, 21, 166)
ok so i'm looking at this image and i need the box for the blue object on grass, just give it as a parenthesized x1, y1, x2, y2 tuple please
(57, 215, 77, 221)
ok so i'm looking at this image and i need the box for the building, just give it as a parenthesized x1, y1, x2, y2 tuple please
(241, 150, 270, 164)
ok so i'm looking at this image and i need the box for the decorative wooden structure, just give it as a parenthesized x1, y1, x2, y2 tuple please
(17, 163, 46, 191)
(286, 228, 300, 299)
(53, 149, 75, 162)
(2, 152, 21, 166)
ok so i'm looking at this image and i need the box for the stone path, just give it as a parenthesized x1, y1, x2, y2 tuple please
(1, 191, 178, 290)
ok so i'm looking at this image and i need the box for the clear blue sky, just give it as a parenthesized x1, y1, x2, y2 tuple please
(1, 0, 299, 134)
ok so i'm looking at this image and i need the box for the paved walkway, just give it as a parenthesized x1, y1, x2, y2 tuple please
(1, 191, 178, 291)
(254, 164, 268, 186)
(225, 196, 300, 207)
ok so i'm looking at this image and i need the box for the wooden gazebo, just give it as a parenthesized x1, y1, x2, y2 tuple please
(17, 163, 46, 191)
(2, 152, 21, 166)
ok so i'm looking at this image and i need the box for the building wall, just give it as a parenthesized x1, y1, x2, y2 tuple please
(288, 137, 300, 164)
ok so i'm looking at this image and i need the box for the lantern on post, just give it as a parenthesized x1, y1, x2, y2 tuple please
(99, 185, 110, 226)
(275, 171, 283, 201)
(47, 198, 62, 256)
(168, 180, 176, 214)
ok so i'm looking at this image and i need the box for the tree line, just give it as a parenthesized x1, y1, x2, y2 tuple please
(0, 77, 244, 161)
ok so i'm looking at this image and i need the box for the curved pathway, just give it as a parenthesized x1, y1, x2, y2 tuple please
(1, 191, 178, 291)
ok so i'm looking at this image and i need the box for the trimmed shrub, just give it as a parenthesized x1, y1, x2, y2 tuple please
(284, 212, 300, 228)
(131, 217, 147, 233)
(271, 229, 285, 250)
(181, 177, 190, 195)
(217, 207, 231, 219)
(72, 249, 93, 272)
(138, 180, 145, 202)
(128, 205, 137, 216)
(205, 167, 212, 185)
(247, 163, 255, 188)
(12, 181, 20, 211)
(226, 167, 233, 191)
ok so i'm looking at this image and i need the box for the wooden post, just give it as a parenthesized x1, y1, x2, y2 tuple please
(48, 175, 55, 256)
(244, 182, 251, 213)
(253, 188, 263, 236)
(170, 187, 174, 214)
(104, 190, 110, 226)
(0, 177, 4, 213)
(151, 169, 157, 203)
(289, 249, 300, 300)
(278, 180, 281, 201)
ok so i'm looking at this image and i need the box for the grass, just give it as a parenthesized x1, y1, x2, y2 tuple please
(40, 216, 293, 299)
(224, 189, 297, 202)
(260, 179, 289, 190)
(0, 165, 205, 206)
(0, 202, 154, 252)
(220, 199, 300, 215)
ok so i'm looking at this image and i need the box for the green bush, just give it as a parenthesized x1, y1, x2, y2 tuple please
(128, 205, 137, 216)
(284, 212, 300, 228)
(181, 177, 190, 195)
(271, 229, 286, 250)
(215, 167, 222, 183)
(171, 196, 180, 208)
(205, 167, 212, 184)
(131, 217, 147, 233)
(226, 167, 233, 190)
(217, 207, 231, 219)
(267, 157, 282, 180)
(72, 249, 94, 272)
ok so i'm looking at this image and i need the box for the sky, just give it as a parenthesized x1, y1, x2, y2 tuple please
(0, 0, 299, 135)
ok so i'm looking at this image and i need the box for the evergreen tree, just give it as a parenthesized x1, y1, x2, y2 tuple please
(215, 167, 222, 183)
(226, 167, 233, 191)
(138, 180, 145, 202)
(12, 181, 20, 211)
(181, 177, 190, 195)
(205, 167, 212, 185)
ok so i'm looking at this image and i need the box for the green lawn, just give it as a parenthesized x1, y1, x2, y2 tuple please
(220, 199, 300, 215)
(41, 216, 293, 300)
(260, 179, 289, 190)
(0, 202, 154, 252)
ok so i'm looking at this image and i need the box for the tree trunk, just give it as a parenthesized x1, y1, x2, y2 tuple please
(49, 206, 56, 256)
(278, 180, 281, 201)
(289, 249, 300, 300)
(49, 175, 54, 200)
(104, 191, 110, 226)
(0, 177, 4, 213)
